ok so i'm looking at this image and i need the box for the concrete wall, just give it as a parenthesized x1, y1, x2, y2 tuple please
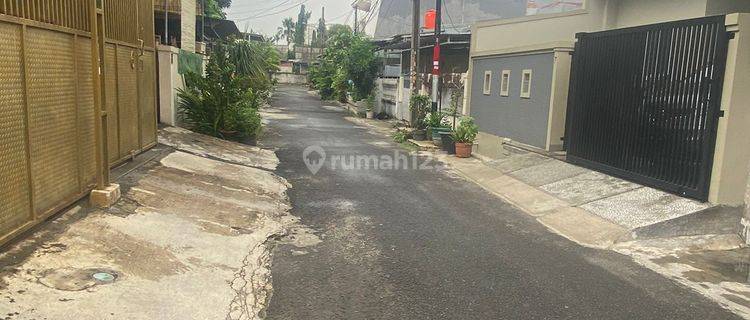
(181, 0, 196, 52)
(472, 0, 750, 55)
(707, 0, 750, 15)
(708, 13, 750, 206)
(158, 45, 183, 126)
(273, 73, 307, 85)
(613, 0, 708, 28)
(472, 0, 612, 55)
(377, 78, 399, 115)
(470, 53, 554, 149)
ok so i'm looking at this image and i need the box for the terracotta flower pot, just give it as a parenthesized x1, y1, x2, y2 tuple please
(455, 142, 473, 158)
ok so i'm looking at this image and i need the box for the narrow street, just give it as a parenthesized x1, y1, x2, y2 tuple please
(261, 85, 740, 319)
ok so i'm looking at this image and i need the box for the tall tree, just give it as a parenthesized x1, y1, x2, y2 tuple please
(204, 0, 230, 19)
(314, 14, 327, 47)
(293, 5, 312, 46)
(278, 18, 296, 44)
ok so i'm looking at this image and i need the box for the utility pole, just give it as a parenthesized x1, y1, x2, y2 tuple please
(431, 0, 442, 112)
(410, 0, 420, 97)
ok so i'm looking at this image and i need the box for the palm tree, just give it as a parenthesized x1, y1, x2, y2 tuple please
(279, 18, 296, 44)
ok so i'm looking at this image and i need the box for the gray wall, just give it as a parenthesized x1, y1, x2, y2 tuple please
(470, 53, 554, 149)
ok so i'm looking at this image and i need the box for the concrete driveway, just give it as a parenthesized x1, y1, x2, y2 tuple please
(0, 130, 293, 320)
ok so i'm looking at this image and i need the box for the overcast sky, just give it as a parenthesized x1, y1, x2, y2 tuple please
(225, 0, 376, 40)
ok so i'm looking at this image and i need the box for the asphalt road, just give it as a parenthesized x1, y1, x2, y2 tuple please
(261, 85, 738, 320)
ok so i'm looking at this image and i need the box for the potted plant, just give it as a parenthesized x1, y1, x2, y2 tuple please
(452, 116, 479, 158)
(440, 90, 463, 154)
(365, 92, 376, 119)
(425, 111, 451, 146)
(409, 94, 431, 141)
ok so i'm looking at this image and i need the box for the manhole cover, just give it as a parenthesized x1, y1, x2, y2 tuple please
(38, 268, 119, 291)
(92, 272, 116, 282)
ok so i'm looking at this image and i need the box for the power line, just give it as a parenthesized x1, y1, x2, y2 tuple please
(327, 10, 352, 23)
(343, 8, 353, 25)
(227, 0, 294, 17)
(442, 0, 464, 32)
(234, 0, 310, 21)
(361, 0, 381, 31)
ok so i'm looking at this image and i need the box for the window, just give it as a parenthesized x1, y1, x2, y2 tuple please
(500, 70, 511, 97)
(520, 69, 533, 98)
(483, 71, 492, 95)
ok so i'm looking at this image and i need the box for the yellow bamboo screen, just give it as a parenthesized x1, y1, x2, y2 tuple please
(139, 0, 154, 47)
(0, 0, 91, 31)
(104, 0, 138, 44)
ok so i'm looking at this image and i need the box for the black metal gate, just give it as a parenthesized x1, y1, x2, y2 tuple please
(564, 16, 730, 201)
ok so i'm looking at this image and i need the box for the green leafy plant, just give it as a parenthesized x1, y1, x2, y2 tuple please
(392, 130, 408, 143)
(409, 94, 431, 130)
(278, 17, 296, 44)
(229, 39, 280, 100)
(308, 25, 378, 102)
(452, 116, 479, 144)
(425, 111, 448, 128)
(365, 91, 376, 112)
(178, 40, 275, 142)
(332, 68, 350, 102)
(204, 0, 230, 19)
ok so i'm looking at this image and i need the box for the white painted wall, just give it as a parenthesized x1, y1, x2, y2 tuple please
(472, 0, 612, 54)
(473, 0, 750, 55)
(158, 45, 183, 126)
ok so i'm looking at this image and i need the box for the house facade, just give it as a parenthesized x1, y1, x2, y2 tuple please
(373, 32, 471, 121)
(467, 0, 750, 206)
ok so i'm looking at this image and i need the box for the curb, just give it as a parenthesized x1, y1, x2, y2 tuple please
(339, 109, 740, 251)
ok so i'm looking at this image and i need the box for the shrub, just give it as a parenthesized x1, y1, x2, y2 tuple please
(392, 131, 408, 143)
(309, 26, 378, 102)
(229, 39, 280, 100)
(365, 91, 376, 112)
(425, 111, 448, 128)
(409, 94, 431, 130)
(178, 40, 274, 142)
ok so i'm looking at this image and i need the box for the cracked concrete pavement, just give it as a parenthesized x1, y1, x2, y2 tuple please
(1, 85, 749, 320)
(0, 129, 297, 320)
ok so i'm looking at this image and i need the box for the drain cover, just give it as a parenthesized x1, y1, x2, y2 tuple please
(92, 272, 116, 282)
